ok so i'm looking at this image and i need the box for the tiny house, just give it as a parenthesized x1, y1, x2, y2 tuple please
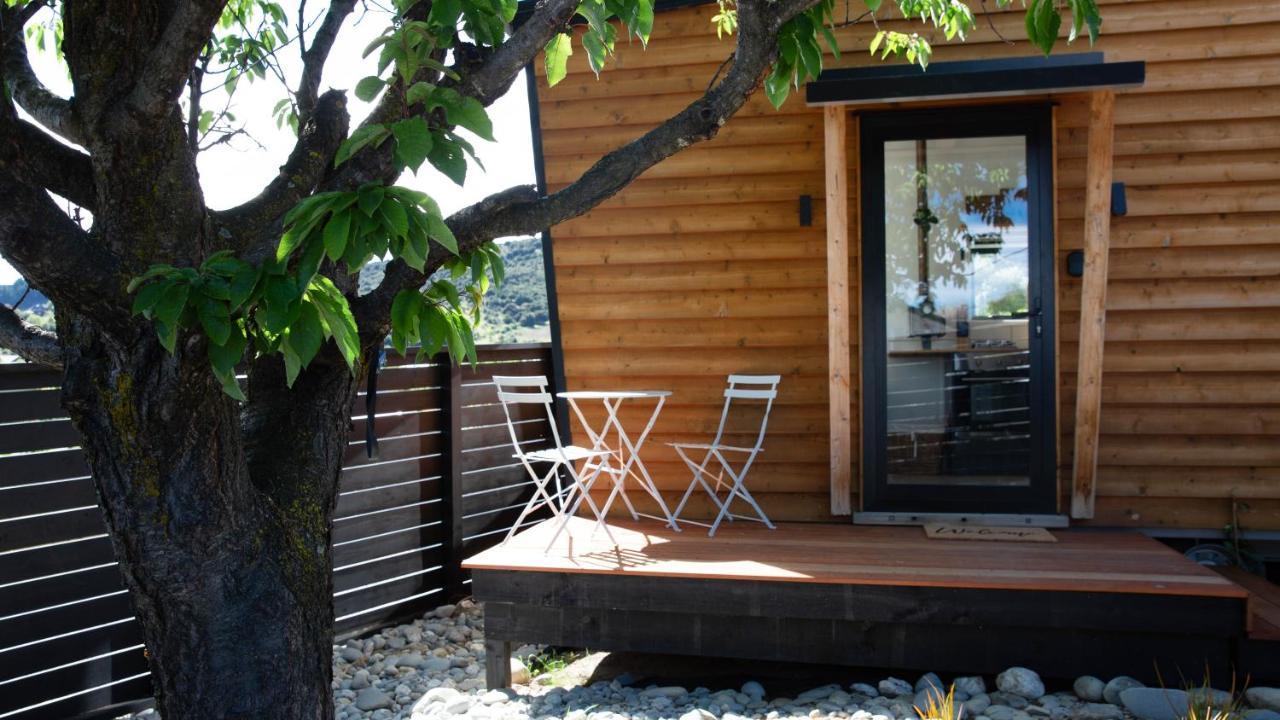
(466, 0, 1280, 686)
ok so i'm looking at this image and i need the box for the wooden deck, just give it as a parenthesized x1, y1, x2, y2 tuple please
(466, 519, 1268, 687)
(465, 517, 1246, 598)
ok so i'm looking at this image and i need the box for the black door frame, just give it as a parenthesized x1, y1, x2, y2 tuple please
(859, 104, 1057, 515)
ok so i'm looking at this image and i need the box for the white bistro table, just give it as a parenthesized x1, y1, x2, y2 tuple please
(556, 390, 680, 533)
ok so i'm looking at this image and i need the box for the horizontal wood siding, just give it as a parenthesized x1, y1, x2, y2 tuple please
(536, 0, 1280, 529)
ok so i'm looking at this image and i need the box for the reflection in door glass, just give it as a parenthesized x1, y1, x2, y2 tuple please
(882, 136, 1032, 488)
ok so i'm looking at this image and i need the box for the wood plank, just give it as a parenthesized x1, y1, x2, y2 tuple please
(1072, 90, 1117, 520)
(465, 518, 1245, 598)
(824, 106, 852, 517)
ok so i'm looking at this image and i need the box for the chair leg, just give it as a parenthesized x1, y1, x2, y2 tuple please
(500, 464, 560, 545)
(670, 446, 730, 531)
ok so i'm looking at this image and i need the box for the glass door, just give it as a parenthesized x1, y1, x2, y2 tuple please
(860, 107, 1056, 515)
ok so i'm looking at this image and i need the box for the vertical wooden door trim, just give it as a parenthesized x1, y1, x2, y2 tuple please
(825, 105, 853, 516)
(1070, 90, 1117, 519)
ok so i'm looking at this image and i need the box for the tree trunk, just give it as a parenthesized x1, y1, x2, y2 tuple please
(59, 310, 360, 720)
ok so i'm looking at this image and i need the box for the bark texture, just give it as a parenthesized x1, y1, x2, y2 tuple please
(0, 0, 816, 716)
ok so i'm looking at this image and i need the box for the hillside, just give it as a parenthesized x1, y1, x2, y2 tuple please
(360, 235, 550, 344)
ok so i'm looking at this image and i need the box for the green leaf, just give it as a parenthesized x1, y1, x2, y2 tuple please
(863, 0, 881, 10)
(426, 213, 458, 254)
(228, 263, 261, 311)
(379, 197, 410, 239)
(127, 264, 176, 293)
(154, 282, 190, 329)
(334, 124, 390, 167)
(543, 33, 573, 87)
(406, 81, 436, 106)
(418, 302, 449, 356)
(209, 323, 247, 401)
(132, 280, 171, 317)
(764, 64, 792, 109)
(357, 185, 385, 216)
(322, 210, 352, 262)
(281, 340, 302, 387)
(391, 117, 434, 172)
(486, 244, 505, 285)
(308, 276, 360, 370)
(427, 137, 467, 185)
(354, 75, 386, 102)
(446, 96, 494, 142)
(196, 295, 232, 345)
(289, 301, 325, 369)
(390, 289, 422, 356)
(263, 274, 300, 332)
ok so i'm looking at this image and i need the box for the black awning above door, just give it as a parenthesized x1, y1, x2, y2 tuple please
(805, 53, 1144, 106)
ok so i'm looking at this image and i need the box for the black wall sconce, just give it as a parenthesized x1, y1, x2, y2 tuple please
(1066, 250, 1085, 277)
(1112, 181, 1127, 216)
(798, 195, 813, 226)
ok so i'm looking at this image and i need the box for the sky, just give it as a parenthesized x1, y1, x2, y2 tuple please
(0, 3, 537, 284)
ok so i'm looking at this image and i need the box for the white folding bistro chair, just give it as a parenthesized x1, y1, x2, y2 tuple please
(492, 376, 619, 549)
(668, 374, 781, 537)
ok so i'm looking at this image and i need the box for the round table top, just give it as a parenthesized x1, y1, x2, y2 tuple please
(558, 390, 671, 400)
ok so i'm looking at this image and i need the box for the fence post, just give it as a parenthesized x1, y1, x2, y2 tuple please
(440, 356, 468, 601)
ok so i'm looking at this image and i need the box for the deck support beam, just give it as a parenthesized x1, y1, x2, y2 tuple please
(1071, 90, 1117, 519)
(824, 105, 852, 516)
(484, 638, 512, 689)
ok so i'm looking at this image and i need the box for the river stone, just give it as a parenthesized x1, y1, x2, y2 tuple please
(1245, 710, 1280, 720)
(1073, 703, 1125, 720)
(1189, 688, 1234, 708)
(853, 683, 881, 698)
(350, 669, 371, 691)
(964, 694, 993, 716)
(1121, 688, 1189, 720)
(355, 688, 393, 711)
(918, 674, 946, 694)
(443, 695, 474, 714)
(741, 681, 767, 701)
(1074, 677, 1106, 702)
(992, 692, 1031, 709)
(882, 678, 914, 697)
(798, 684, 844, 703)
(1248, 689, 1280, 712)
(642, 686, 691, 699)
(1103, 677, 1145, 705)
(509, 657, 531, 685)
(988, 706, 1019, 720)
(998, 668, 1046, 701)
(956, 677, 988, 697)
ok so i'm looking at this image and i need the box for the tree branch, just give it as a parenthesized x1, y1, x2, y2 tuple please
(0, 9, 84, 144)
(128, 0, 231, 117)
(459, 0, 579, 105)
(0, 111, 97, 210)
(213, 90, 351, 255)
(352, 0, 815, 337)
(297, 0, 356, 124)
(0, 168, 123, 322)
(0, 302, 61, 367)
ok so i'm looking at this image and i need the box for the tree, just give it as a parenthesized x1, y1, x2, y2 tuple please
(0, 0, 1099, 715)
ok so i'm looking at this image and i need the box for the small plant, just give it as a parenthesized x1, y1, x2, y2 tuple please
(524, 647, 583, 678)
(915, 683, 961, 720)
(1183, 673, 1246, 720)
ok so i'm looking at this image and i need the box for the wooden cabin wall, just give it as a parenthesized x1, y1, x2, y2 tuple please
(533, 0, 1280, 529)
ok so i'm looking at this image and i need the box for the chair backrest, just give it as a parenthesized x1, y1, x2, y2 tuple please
(710, 374, 781, 452)
(492, 375, 567, 453)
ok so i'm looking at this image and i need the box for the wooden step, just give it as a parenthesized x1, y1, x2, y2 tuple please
(1212, 565, 1280, 641)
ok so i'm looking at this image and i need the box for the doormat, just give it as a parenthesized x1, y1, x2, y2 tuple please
(924, 524, 1057, 543)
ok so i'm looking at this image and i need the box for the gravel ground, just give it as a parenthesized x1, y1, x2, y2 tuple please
(124, 599, 1280, 720)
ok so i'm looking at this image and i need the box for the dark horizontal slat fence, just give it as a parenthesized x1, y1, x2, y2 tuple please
(0, 343, 554, 720)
